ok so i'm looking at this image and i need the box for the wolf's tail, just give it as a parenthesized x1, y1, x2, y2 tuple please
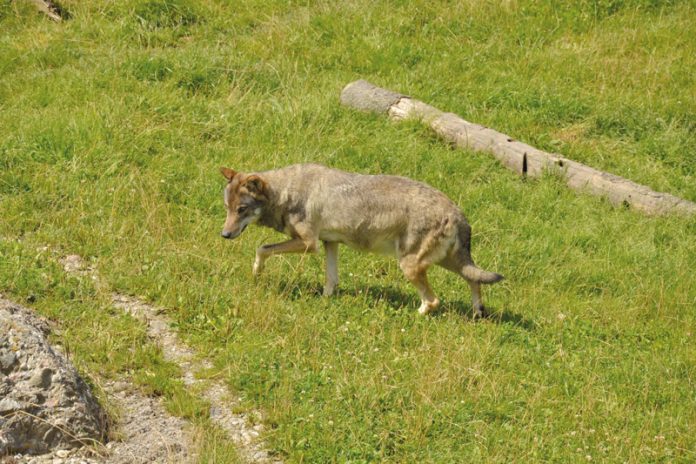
(455, 222, 504, 284)
(461, 264, 504, 284)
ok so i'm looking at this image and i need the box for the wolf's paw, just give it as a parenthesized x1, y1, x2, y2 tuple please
(252, 257, 265, 276)
(418, 298, 440, 315)
(473, 304, 487, 320)
(322, 285, 336, 297)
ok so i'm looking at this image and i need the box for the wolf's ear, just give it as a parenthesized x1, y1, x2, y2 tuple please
(243, 175, 267, 199)
(220, 167, 237, 181)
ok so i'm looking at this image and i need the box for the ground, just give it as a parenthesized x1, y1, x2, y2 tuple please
(1, 1, 695, 463)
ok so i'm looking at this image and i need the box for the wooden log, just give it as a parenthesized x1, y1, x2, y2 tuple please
(341, 80, 696, 217)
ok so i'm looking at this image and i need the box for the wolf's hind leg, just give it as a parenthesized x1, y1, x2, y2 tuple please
(323, 241, 339, 296)
(467, 280, 485, 319)
(439, 253, 489, 319)
(399, 256, 440, 315)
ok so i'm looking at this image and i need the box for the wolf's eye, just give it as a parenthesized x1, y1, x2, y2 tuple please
(237, 205, 248, 214)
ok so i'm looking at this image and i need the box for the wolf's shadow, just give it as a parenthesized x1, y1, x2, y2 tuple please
(359, 285, 534, 330)
(276, 278, 534, 330)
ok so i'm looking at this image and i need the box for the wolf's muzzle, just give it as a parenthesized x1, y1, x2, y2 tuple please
(221, 224, 247, 239)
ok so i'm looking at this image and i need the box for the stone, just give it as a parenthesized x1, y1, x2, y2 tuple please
(0, 299, 107, 456)
(0, 398, 23, 414)
(28, 368, 53, 389)
(0, 350, 17, 373)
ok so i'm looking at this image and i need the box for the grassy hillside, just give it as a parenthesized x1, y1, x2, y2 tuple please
(1, 0, 695, 462)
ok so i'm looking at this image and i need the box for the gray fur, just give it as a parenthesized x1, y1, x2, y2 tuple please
(221, 163, 503, 316)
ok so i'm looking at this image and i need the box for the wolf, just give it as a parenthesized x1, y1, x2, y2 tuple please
(220, 163, 503, 317)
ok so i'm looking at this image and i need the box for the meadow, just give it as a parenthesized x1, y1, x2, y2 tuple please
(1, 0, 695, 462)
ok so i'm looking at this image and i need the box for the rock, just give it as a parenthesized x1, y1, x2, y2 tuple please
(28, 368, 53, 388)
(0, 299, 107, 456)
(0, 350, 17, 373)
(0, 398, 23, 414)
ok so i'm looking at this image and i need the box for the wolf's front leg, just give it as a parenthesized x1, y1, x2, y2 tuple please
(323, 241, 339, 296)
(253, 238, 318, 276)
(253, 251, 266, 276)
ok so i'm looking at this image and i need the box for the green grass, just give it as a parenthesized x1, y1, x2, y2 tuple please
(1, 0, 695, 462)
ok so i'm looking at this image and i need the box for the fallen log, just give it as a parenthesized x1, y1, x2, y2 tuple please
(340, 79, 696, 217)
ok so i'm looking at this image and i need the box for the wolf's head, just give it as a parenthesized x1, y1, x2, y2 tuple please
(220, 167, 268, 239)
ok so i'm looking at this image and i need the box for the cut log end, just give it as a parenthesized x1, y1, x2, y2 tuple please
(340, 80, 405, 114)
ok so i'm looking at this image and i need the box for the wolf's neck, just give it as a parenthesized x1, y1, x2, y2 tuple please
(256, 183, 287, 233)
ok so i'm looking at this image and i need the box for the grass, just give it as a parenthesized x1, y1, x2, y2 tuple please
(1, 0, 695, 462)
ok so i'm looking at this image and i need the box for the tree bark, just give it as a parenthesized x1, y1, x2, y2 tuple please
(341, 80, 696, 217)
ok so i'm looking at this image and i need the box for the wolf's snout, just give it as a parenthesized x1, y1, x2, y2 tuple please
(221, 224, 247, 239)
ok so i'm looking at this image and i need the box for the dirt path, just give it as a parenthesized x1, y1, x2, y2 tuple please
(111, 294, 278, 463)
(6, 254, 280, 464)
(64, 254, 281, 464)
